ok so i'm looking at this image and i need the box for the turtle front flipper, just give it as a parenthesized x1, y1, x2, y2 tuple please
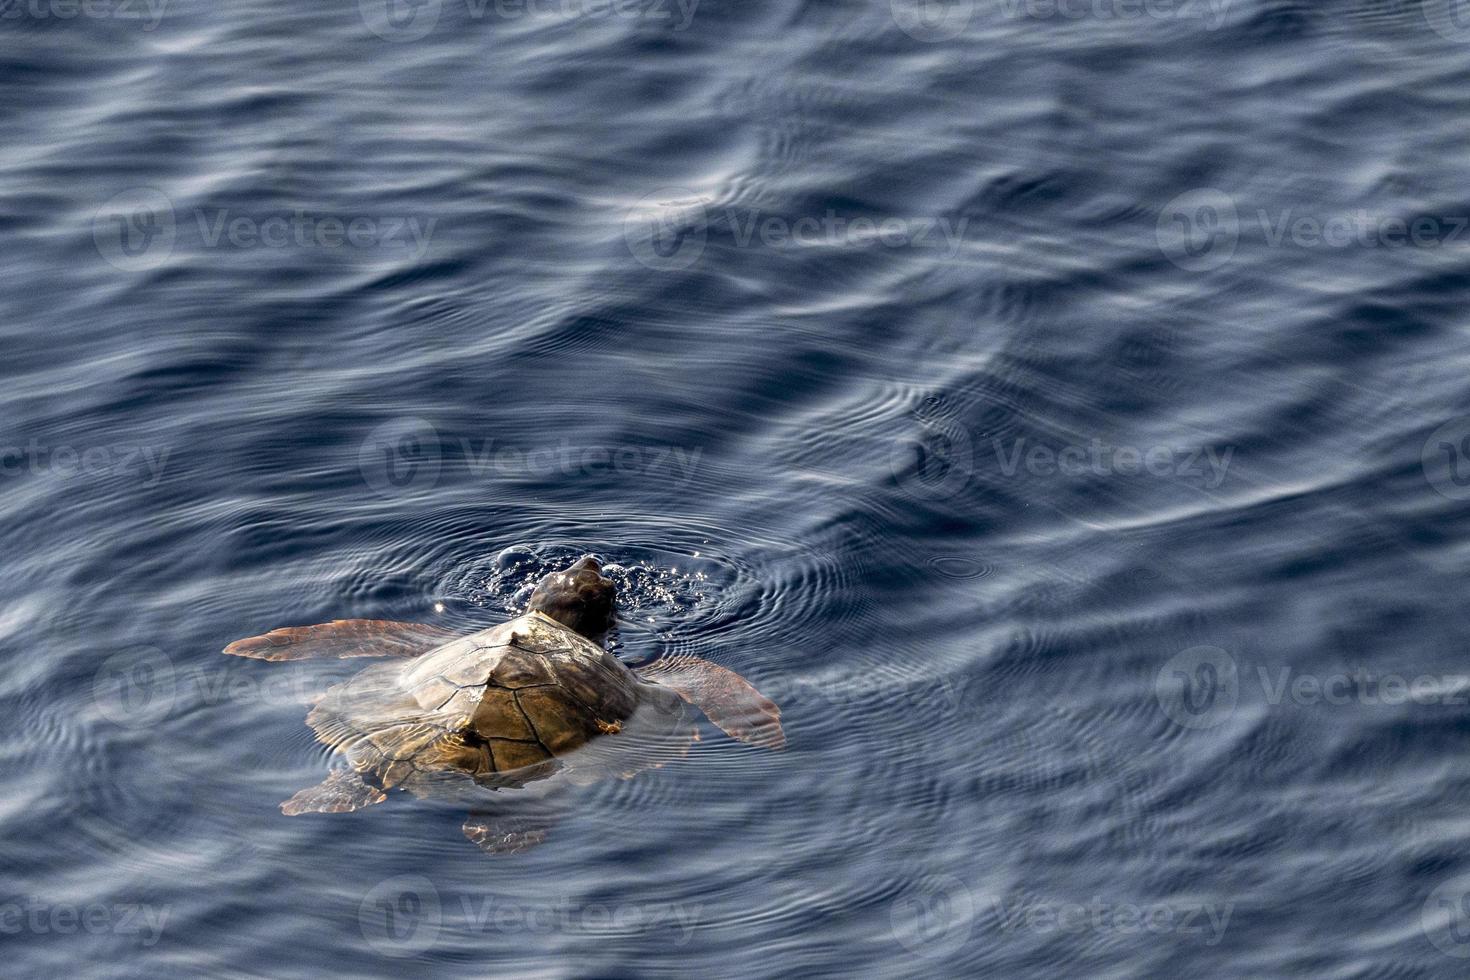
(281, 769, 388, 815)
(224, 620, 454, 661)
(462, 812, 554, 855)
(638, 655, 786, 750)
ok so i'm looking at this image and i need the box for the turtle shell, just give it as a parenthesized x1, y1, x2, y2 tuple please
(305, 611, 644, 793)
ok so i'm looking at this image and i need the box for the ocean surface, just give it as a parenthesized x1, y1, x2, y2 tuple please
(5, 0, 1470, 976)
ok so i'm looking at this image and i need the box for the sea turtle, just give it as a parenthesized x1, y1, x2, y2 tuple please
(224, 556, 784, 854)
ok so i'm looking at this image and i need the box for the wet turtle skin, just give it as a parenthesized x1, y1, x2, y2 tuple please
(230, 554, 782, 848)
(307, 610, 642, 794)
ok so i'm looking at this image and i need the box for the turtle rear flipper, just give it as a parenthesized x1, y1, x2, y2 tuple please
(225, 620, 453, 661)
(462, 812, 554, 855)
(640, 655, 785, 750)
(281, 769, 387, 815)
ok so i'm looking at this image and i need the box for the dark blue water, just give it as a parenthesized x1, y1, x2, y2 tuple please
(6, 0, 1470, 976)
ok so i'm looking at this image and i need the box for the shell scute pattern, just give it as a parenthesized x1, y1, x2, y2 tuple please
(307, 613, 640, 788)
(490, 651, 557, 689)
(230, 555, 785, 849)
(514, 686, 603, 753)
(471, 688, 537, 742)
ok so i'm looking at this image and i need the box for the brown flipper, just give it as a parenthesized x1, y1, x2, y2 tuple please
(639, 655, 786, 750)
(281, 769, 387, 815)
(224, 620, 454, 661)
(462, 812, 552, 855)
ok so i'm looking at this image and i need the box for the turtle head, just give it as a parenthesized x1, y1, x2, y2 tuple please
(527, 555, 615, 640)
